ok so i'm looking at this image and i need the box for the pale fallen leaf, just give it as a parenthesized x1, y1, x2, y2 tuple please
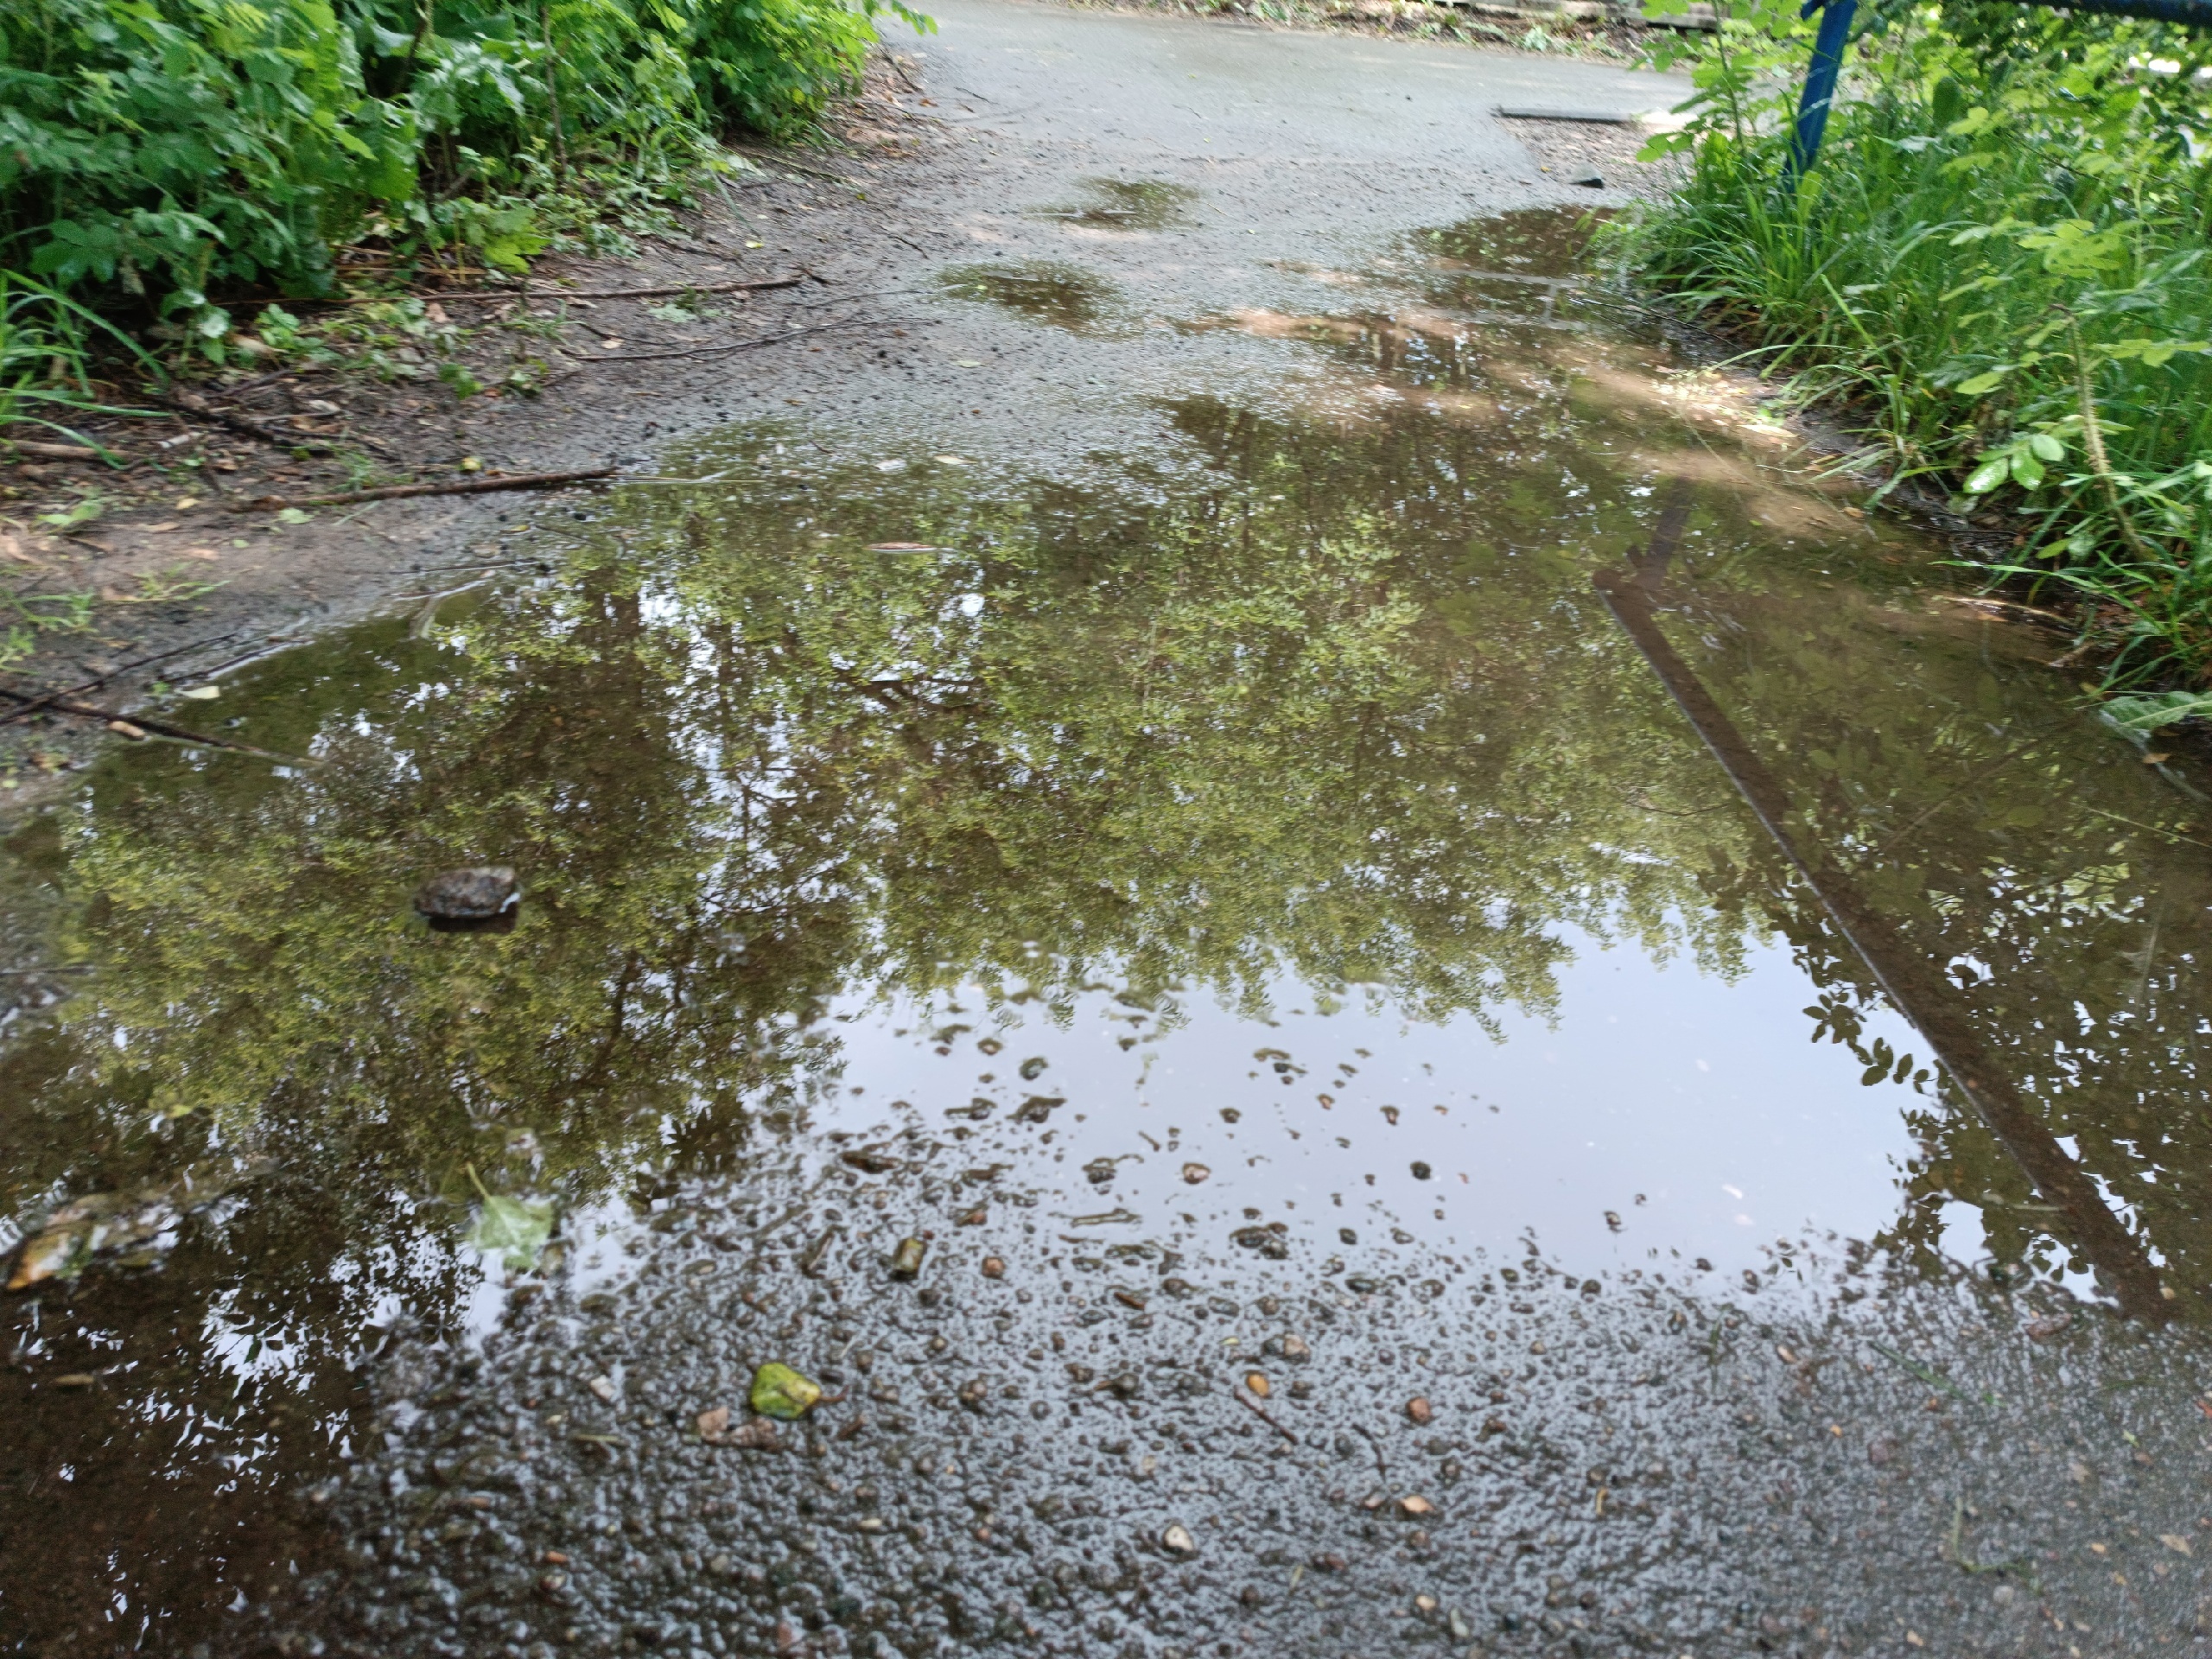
(2160, 1534, 2193, 1556)
(177, 685, 220, 701)
(173, 497, 199, 510)
(143, 522, 181, 532)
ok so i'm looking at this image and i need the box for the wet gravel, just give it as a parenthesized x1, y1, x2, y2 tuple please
(269, 1151, 2212, 1659)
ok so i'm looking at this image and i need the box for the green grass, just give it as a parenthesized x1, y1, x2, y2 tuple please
(1618, 0, 2212, 700)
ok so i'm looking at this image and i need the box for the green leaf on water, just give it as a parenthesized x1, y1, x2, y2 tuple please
(469, 1194, 554, 1269)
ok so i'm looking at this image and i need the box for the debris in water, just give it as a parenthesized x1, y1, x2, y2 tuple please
(890, 1236, 927, 1279)
(1399, 1495, 1436, 1516)
(749, 1363, 823, 1421)
(1245, 1372, 1270, 1398)
(467, 1190, 555, 1270)
(1071, 1208, 1141, 1227)
(840, 1147, 899, 1174)
(1161, 1523, 1197, 1556)
(696, 1406, 732, 1440)
(1569, 170, 1605, 188)
(414, 865, 518, 922)
(6, 1159, 271, 1290)
(588, 1375, 617, 1403)
(1018, 1056, 1049, 1080)
(1082, 1157, 1117, 1186)
(1182, 1162, 1211, 1184)
(1407, 1395, 1433, 1425)
(1410, 1160, 1432, 1180)
(981, 1255, 1006, 1278)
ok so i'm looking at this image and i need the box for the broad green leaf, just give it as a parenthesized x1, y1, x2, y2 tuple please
(469, 1194, 554, 1269)
(1964, 455, 2012, 493)
(1955, 370, 2009, 396)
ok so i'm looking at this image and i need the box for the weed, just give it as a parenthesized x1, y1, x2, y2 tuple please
(1618, 0, 2212, 689)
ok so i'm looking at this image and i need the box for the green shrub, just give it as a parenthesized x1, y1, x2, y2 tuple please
(0, 0, 925, 351)
(1620, 0, 2212, 687)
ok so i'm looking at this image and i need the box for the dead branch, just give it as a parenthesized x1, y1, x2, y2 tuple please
(162, 387, 338, 455)
(392, 275, 804, 304)
(579, 315, 897, 365)
(234, 465, 617, 512)
(0, 631, 243, 731)
(9, 441, 99, 461)
(0, 684, 314, 763)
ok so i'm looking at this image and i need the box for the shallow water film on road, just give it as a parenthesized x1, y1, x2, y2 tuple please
(6, 211, 2212, 1659)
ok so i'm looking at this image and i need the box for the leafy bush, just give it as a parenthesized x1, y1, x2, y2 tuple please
(0, 0, 923, 350)
(1619, 0, 2212, 687)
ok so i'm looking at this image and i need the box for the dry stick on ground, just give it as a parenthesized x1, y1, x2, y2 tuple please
(578, 315, 905, 366)
(416, 275, 805, 304)
(162, 387, 337, 455)
(235, 465, 617, 512)
(8, 441, 100, 461)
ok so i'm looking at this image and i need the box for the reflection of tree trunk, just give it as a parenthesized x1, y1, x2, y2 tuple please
(1596, 494, 2175, 1324)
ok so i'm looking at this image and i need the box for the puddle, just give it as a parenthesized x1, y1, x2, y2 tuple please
(8, 212, 2212, 1652)
(1033, 176, 1202, 232)
(938, 258, 1122, 331)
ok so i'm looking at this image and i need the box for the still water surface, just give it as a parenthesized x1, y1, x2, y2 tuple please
(4, 210, 2209, 1652)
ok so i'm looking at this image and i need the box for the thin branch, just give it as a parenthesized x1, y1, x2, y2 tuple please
(233, 466, 616, 512)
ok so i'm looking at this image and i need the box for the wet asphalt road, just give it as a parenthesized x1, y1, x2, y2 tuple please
(14, 7, 2212, 1659)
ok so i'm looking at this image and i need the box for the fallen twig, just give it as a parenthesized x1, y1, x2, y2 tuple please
(9, 440, 99, 461)
(579, 316, 906, 365)
(234, 465, 617, 512)
(421, 275, 804, 303)
(1234, 1387, 1300, 1444)
(0, 631, 244, 730)
(0, 684, 315, 763)
(162, 387, 337, 455)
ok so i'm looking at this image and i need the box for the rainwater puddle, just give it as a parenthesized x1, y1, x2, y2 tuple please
(6, 211, 2212, 1652)
(938, 258, 1123, 330)
(1032, 176, 1201, 231)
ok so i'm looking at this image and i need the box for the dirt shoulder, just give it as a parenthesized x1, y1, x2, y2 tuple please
(0, 57, 955, 785)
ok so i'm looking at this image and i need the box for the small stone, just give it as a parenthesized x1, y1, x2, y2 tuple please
(8, 1223, 92, 1290)
(1399, 1495, 1435, 1516)
(1447, 1610, 1473, 1640)
(1182, 1162, 1211, 1185)
(981, 1255, 1006, 1279)
(1406, 1395, 1433, 1426)
(2024, 1311, 2072, 1341)
(1312, 1552, 1347, 1573)
(588, 1375, 617, 1403)
(890, 1237, 927, 1279)
(1245, 1371, 1270, 1398)
(957, 1206, 988, 1226)
(1409, 1161, 1432, 1180)
(1279, 1334, 1312, 1362)
(1161, 1523, 1197, 1556)
(413, 865, 518, 921)
(840, 1147, 898, 1173)
(1414, 1594, 1438, 1613)
(1114, 1288, 1147, 1310)
(726, 1419, 782, 1450)
(696, 1406, 732, 1442)
(749, 1362, 823, 1421)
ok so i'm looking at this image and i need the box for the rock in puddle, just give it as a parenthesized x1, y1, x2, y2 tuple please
(413, 865, 519, 922)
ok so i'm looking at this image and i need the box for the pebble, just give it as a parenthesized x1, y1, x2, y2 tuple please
(1182, 1162, 1211, 1184)
(1407, 1395, 1433, 1426)
(981, 1255, 1006, 1278)
(1161, 1523, 1197, 1556)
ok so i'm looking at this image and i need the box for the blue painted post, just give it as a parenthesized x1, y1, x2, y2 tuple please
(1785, 0, 1859, 187)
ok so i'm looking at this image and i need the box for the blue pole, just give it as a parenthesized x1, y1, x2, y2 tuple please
(1785, 0, 1858, 187)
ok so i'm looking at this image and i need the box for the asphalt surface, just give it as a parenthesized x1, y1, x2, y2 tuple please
(16, 10, 2212, 1659)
